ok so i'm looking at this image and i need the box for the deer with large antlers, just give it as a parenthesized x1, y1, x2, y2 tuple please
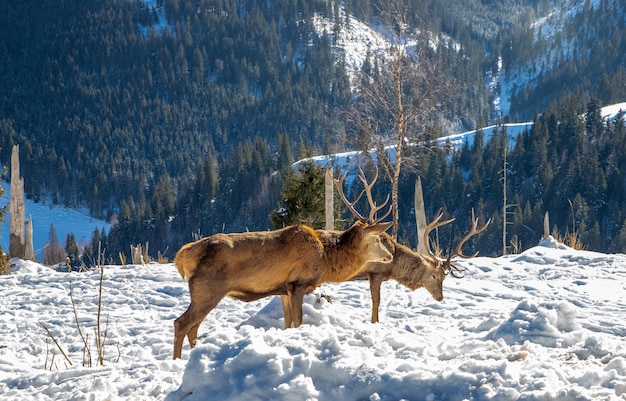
(355, 208, 490, 322)
(281, 167, 489, 325)
(172, 220, 393, 359)
(278, 167, 393, 328)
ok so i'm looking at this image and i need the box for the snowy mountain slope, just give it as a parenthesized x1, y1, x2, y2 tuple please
(313, 13, 390, 78)
(0, 182, 109, 260)
(2, 99, 623, 262)
(312, 8, 458, 83)
(496, 0, 624, 117)
(295, 102, 626, 176)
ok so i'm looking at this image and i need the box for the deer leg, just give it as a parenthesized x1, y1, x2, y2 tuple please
(174, 300, 211, 359)
(280, 294, 293, 329)
(289, 283, 309, 328)
(187, 321, 203, 348)
(174, 300, 220, 359)
(173, 283, 226, 359)
(368, 273, 384, 323)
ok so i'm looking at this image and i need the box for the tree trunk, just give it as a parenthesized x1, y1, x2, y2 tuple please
(414, 177, 428, 253)
(9, 145, 31, 260)
(391, 37, 404, 240)
(24, 218, 35, 261)
(325, 167, 334, 230)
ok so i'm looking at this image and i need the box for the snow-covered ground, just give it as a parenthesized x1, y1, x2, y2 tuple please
(1, 236, 625, 400)
(601, 102, 626, 121)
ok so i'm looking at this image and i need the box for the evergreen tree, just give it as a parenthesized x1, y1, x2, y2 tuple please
(270, 161, 327, 229)
(43, 224, 65, 266)
(0, 163, 7, 269)
(65, 233, 80, 269)
(611, 218, 626, 254)
(83, 227, 104, 267)
(276, 132, 294, 173)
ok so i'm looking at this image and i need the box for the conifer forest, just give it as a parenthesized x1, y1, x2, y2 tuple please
(1, 0, 626, 262)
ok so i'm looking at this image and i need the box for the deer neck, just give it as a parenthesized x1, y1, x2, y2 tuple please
(321, 228, 365, 282)
(391, 245, 430, 290)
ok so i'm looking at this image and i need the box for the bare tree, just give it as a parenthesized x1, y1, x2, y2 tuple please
(499, 125, 517, 255)
(351, 0, 453, 239)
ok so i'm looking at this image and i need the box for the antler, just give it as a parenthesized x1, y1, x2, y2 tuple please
(357, 167, 392, 224)
(329, 166, 392, 224)
(448, 209, 491, 259)
(422, 208, 490, 278)
(443, 209, 491, 278)
(423, 208, 455, 259)
(329, 167, 367, 222)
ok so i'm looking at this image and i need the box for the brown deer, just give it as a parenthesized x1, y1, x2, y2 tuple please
(279, 167, 393, 328)
(354, 209, 490, 322)
(305, 168, 489, 324)
(172, 221, 392, 359)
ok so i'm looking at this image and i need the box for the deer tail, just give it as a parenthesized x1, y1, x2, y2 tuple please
(173, 241, 203, 281)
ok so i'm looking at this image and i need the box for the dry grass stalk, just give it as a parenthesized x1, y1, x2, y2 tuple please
(39, 322, 73, 368)
(41, 242, 111, 368)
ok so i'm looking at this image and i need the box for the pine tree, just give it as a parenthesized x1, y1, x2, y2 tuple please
(270, 160, 326, 229)
(276, 132, 294, 172)
(65, 233, 80, 269)
(83, 227, 104, 267)
(611, 218, 626, 253)
(0, 160, 7, 270)
(43, 224, 65, 266)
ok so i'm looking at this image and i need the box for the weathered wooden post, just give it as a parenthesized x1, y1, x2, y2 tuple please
(9, 145, 35, 261)
(9, 145, 26, 259)
(414, 177, 428, 253)
(325, 167, 334, 230)
(24, 218, 35, 261)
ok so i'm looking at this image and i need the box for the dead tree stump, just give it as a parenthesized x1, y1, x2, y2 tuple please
(9, 145, 35, 261)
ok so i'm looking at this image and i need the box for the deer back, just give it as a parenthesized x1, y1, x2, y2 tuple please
(174, 224, 325, 291)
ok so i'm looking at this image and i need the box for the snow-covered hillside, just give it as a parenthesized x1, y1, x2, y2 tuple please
(1, 237, 625, 400)
(313, 8, 458, 84)
(495, 0, 622, 117)
(313, 12, 390, 78)
(2, 100, 623, 261)
(0, 182, 109, 260)
(295, 102, 626, 176)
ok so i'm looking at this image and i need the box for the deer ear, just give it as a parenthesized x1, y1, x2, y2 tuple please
(365, 221, 393, 235)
